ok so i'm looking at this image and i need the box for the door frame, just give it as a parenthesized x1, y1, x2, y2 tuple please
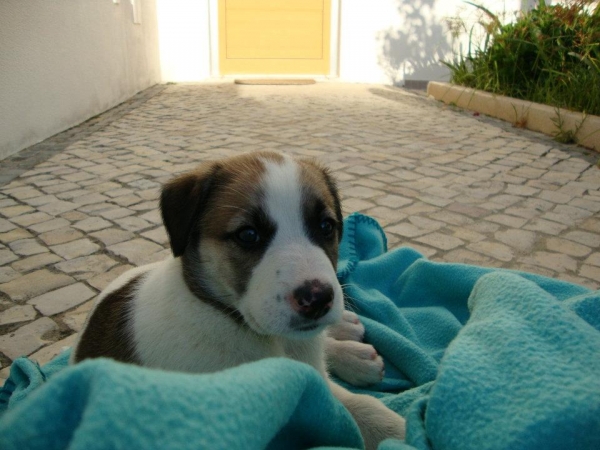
(208, 0, 340, 77)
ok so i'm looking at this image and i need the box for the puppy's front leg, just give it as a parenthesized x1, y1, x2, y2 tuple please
(328, 380, 406, 450)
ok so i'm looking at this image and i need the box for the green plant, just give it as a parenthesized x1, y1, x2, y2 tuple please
(443, 0, 600, 116)
(551, 107, 587, 144)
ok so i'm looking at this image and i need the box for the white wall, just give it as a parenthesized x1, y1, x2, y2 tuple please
(0, 0, 161, 160)
(155, 0, 212, 81)
(338, 0, 524, 86)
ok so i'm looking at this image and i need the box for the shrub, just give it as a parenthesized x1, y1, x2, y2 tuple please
(444, 0, 600, 116)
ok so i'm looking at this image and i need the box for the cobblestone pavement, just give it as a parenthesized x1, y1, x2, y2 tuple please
(1, 82, 599, 379)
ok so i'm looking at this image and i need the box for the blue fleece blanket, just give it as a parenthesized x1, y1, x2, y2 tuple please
(1, 213, 599, 450)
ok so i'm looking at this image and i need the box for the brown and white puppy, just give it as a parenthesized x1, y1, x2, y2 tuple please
(71, 151, 405, 449)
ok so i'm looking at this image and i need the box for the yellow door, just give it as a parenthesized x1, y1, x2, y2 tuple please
(219, 0, 331, 75)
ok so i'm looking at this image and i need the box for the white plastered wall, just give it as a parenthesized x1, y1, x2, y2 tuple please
(155, 0, 212, 81)
(337, 0, 525, 85)
(0, 0, 161, 160)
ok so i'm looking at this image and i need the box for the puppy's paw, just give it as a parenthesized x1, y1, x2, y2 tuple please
(328, 310, 365, 341)
(326, 338, 384, 386)
(352, 395, 406, 450)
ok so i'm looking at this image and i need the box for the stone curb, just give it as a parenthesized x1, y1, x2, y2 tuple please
(427, 82, 600, 152)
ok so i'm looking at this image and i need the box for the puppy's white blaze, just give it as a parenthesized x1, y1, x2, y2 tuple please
(238, 156, 343, 337)
(262, 157, 306, 243)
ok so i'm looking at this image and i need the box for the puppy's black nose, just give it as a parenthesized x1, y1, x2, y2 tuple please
(292, 280, 334, 320)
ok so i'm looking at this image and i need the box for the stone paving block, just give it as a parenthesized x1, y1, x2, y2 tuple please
(486, 214, 528, 228)
(442, 248, 494, 265)
(112, 195, 142, 207)
(0, 317, 58, 360)
(76, 203, 114, 216)
(0, 266, 20, 283)
(0, 198, 12, 213)
(87, 264, 135, 291)
(520, 252, 578, 273)
(408, 216, 445, 231)
(73, 217, 112, 232)
(37, 200, 78, 215)
(538, 190, 572, 204)
(137, 248, 171, 266)
(365, 207, 407, 227)
(505, 184, 540, 196)
(89, 181, 122, 193)
(580, 265, 600, 282)
(114, 216, 153, 232)
(0, 218, 17, 233)
(139, 209, 162, 225)
(3, 187, 44, 200)
(495, 229, 537, 253)
(56, 189, 91, 200)
(99, 207, 136, 220)
(108, 238, 163, 266)
(524, 219, 568, 236)
(386, 222, 430, 238)
(415, 233, 464, 250)
(12, 253, 63, 272)
(545, 237, 591, 257)
(450, 227, 486, 243)
(9, 211, 53, 227)
(51, 238, 100, 259)
(39, 227, 84, 246)
(105, 188, 134, 198)
(0, 269, 74, 301)
(0, 304, 37, 326)
(467, 241, 514, 262)
(28, 217, 71, 234)
(0, 228, 33, 243)
(60, 211, 89, 221)
(563, 231, 600, 248)
(343, 186, 385, 199)
(0, 205, 35, 218)
(584, 253, 600, 267)
(447, 202, 488, 218)
(28, 282, 96, 316)
(140, 227, 169, 245)
(90, 228, 135, 246)
(63, 300, 95, 332)
(55, 254, 119, 276)
(570, 197, 600, 213)
(8, 239, 48, 256)
(72, 193, 110, 206)
(28, 334, 78, 366)
(129, 201, 157, 211)
(375, 194, 413, 208)
(343, 198, 376, 214)
(0, 249, 19, 266)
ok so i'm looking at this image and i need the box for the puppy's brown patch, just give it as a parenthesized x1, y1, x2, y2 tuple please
(298, 159, 343, 267)
(73, 275, 142, 364)
(163, 152, 284, 309)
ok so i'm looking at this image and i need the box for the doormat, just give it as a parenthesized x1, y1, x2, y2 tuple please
(234, 79, 316, 85)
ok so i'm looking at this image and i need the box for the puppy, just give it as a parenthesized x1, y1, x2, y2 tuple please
(71, 152, 405, 449)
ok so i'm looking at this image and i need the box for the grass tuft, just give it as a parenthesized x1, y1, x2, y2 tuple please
(444, 0, 600, 116)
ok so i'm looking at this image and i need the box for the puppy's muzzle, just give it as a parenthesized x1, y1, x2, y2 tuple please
(290, 279, 334, 321)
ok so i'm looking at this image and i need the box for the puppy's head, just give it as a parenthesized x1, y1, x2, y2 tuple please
(160, 152, 344, 338)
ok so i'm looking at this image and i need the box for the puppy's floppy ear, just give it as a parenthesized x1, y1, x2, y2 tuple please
(319, 166, 344, 242)
(160, 164, 220, 257)
(302, 159, 343, 241)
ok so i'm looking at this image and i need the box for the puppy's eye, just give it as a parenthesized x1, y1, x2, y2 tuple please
(235, 226, 260, 246)
(320, 219, 335, 237)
